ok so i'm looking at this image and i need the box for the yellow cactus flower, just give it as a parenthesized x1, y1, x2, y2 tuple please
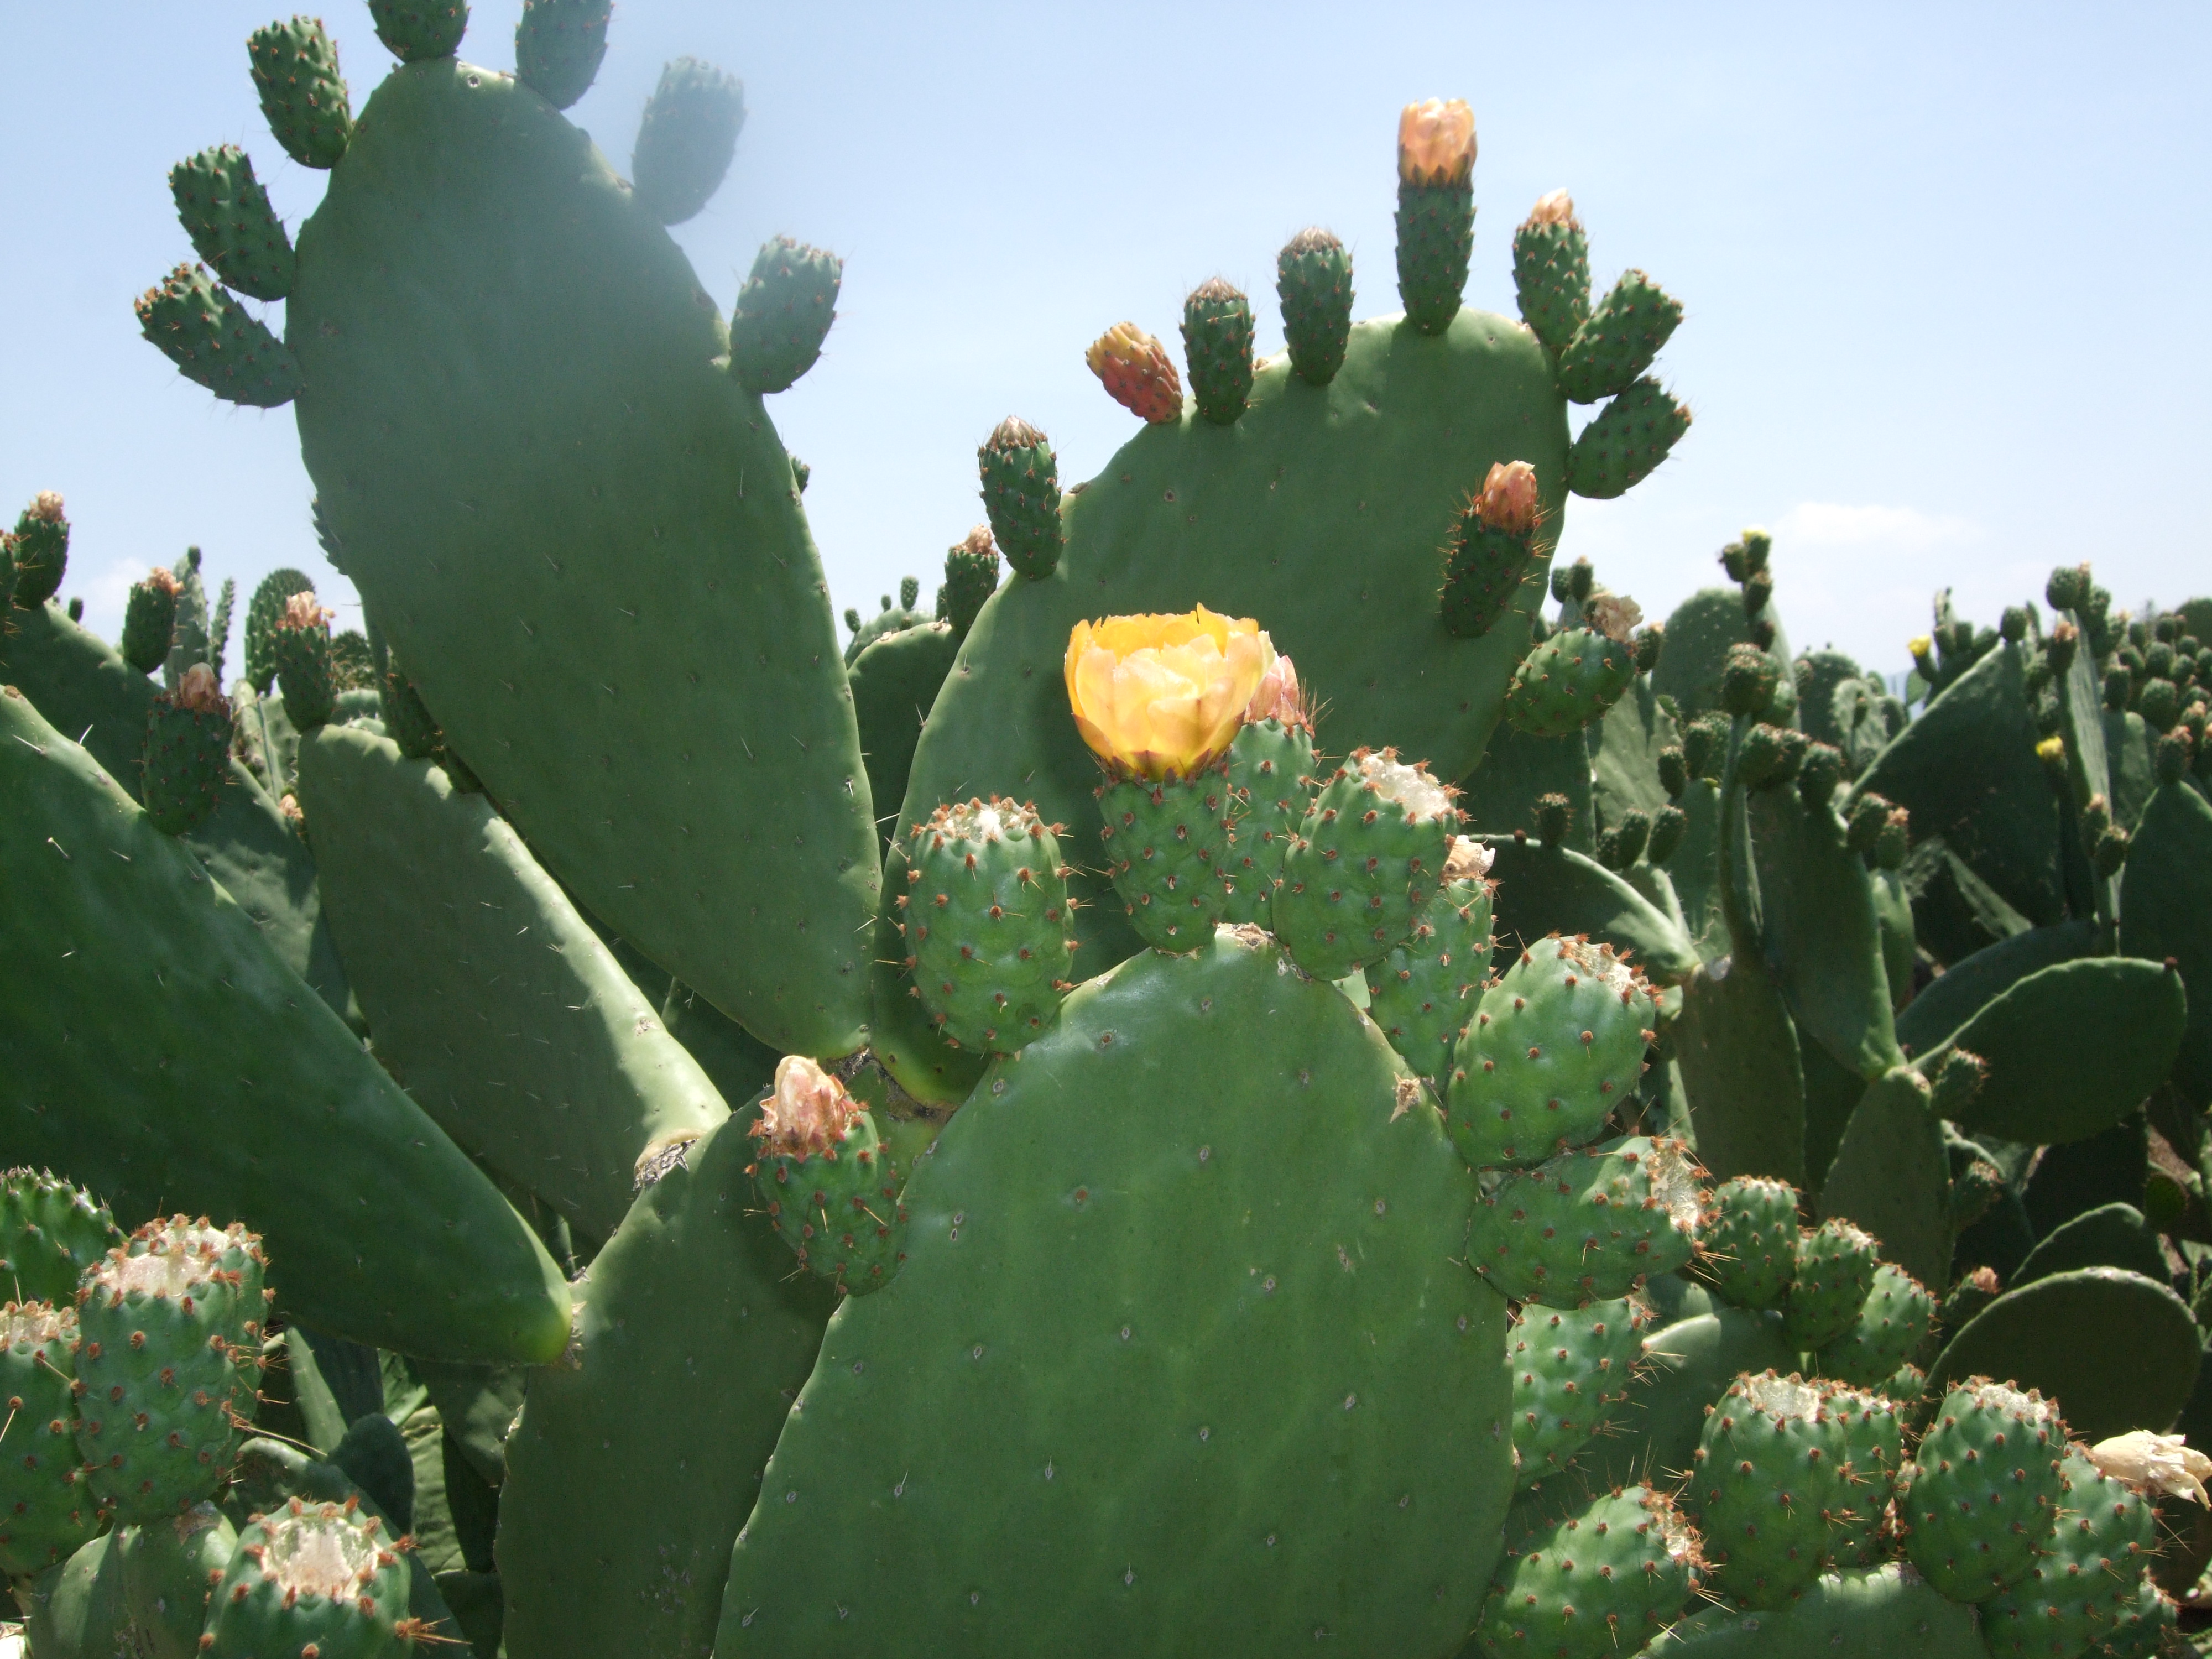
(1065, 607, 1275, 779)
(1397, 98, 1477, 188)
(2035, 735, 2065, 764)
(1907, 634, 1934, 664)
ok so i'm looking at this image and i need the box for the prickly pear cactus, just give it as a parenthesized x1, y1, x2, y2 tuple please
(0, 1302, 105, 1576)
(1507, 1294, 1652, 1485)
(201, 1495, 415, 1659)
(1473, 1485, 1698, 1659)
(0, 1167, 122, 1304)
(1897, 1380, 2067, 1601)
(1469, 1135, 1702, 1305)
(1687, 1371, 1852, 1606)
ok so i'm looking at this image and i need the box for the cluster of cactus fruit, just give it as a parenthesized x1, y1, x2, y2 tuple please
(3, 5, 2211, 1657)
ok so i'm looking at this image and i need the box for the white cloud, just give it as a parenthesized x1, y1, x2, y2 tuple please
(1776, 502, 1981, 552)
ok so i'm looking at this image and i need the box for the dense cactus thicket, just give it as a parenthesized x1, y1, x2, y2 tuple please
(3, 8, 2209, 1657)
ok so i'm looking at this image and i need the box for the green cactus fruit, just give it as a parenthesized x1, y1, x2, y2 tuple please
(2137, 676, 2181, 733)
(844, 577, 930, 665)
(327, 629, 375, 691)
(0, 1171, 122, 1306)
(1550, 556, 1595, 606)
(1824, 1387, 1907, 1567)
(242, 568, 314, 693)
(1181, 278, 1256, 424)
(1598, 807, 1650, 868)
(118, 1501, 238, 1659)
(1720, 642, 1782, 719)
(119, 567, 181, 676)
(1898, 1379, 2067, 1601)
(1471, 1134, 1702, 1306)
(899, 797, 1077, 1053)
(1447, 932, 1657, 1170)
(514, 0, 610, 109)
(142, 669, 236, 837)
(1736, 719, 1808, 790)
(134, 262, 302, 408)
(1815, 1261, 1936, 1390)
(1474, 1485, 1699, 1659)
(748, 1057, 906, 1296)
(1797, 740, 1844, 807)
(2103, 1575, 2179, 1659)
(75, 1219, 267, 1524)
(376, 652, 441, 760)
(0, 1302, 106, 1575)
(1982, 1444, 2153, 1658)
(629, 55, 746, 228)
(936, 525, 1000, 636)
(1688, 1371, 1853, 1606)
(1511, 190, 1590, 355)
(1566, 375, 1692, 499)
(1098, 765, 1233, 950)
(1274, 748, 1457, 980)
(1220, 685, 1317, 928)
(246, 18, 352, 170)
(201, 1495, 413, 1659)
(1557, 269, 1684, 405)
(267, 593, 336, 730)
(168, 145, 294, 302)
(1394, 99, 1476, 335)
(1698, 1175, 1801, 1310)
(1439, 461, 1542, 640)
(977, 417, 1065, 579)
(1507, 1293, 1653, 1486)
(1504, 618, 1639, 739)
(1366, 848, 1494, 1078)
(1647, 802, 1688, 864)
(1276, 227, 1354, 385)
(9, 492, 67, 607)
(728, 235, 842, 394)
(368, 0, 469, 61)
(1535, 789, 1574, 847)
(1780, 1218, 1880, 1350)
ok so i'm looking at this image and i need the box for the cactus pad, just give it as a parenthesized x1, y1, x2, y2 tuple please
(1565, 375, 1692, 500)
(368, 0, 471, 62)
(1366, 857, 1493, 1078)
(1556, 269, 1684, 404)
(1470, 1134, 1702, 1306)
(133, 263, 301, 408)
(1220, 705, 1316, 928)
(514, 0, 611, 110)
(0, 1302, 105, 1575)
(142, 669, 235, 836)
(1511, 191, 1589, 355)
(1814, 1261, 1936, 1389)
(1898, 1379, 2067, 1601)
(900, 797, 1076, 1052)
(1981, 1445, 2153, 1656)
(631, 56, 745, 227)
(1473, 1485, 1699, 1659)
(0, 1169, 122, 1305)
(1780, 1218, 1880, 1350)
(201, 1496, 411, 1659)
(247, 18, 353, 169)
(1507, 1293, 1652, 1486)
(1097, 768, 1233, 950)
(168, 145, 294, 301)
(1504, 624, 1637, 739)
(1688, 1371, 1851, 1606)
(729, 236, 843, 394)
(1697, 1175, 1799, 1310)
(1274, 748, 1456, 980)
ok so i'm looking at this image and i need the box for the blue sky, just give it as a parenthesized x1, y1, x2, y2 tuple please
(3, 3, 2206, 674)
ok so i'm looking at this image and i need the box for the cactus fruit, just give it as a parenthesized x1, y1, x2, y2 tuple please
(1981, 1444, 2154, 1657)
(1474, 1485, 1699, 1659)
(1898, 1380, 2067, 1601)
(120, 567, 181, 676)
(1503, 596, 1643, 738)
(200, 1495, 414, 1659)
(268, 590, 337, 731)
(1086, 320, 1183, 422)
(1698, 1175, 1801, 1310)
(1719, 641, 1783, 719)
(1097, 769, 1233, 949)
(1447, 932, 1657, 1170)
(1511, 190, 1590, 355)
(1815, 1261, 1936, 1389)
(1781, 1219, 1880, 1350)
(142, 666, 234, 836)
(1535, 790, 1574, 848)
(246, 18, 352, 169)
(1557, 269, 1685, 405)
(133, 263, 302, 408)
(1470, 1134, 1702, 1306)
(1688, 1371, 1853, 1606)
(0, 1170, 123, 1304)
(936, 525, 1001, 635)
(117, 1500, 239, 1659)
(1181, 278, 1257, 424)
(1827, 1387, 1907, 1566)
(0, 1302, 105, 1575)
(630, 56, 746, 227)
(74, 1218, 266, 1524)
(1274, 748, 1458, 980)
(1507, 1293, 1653, 1485)
(9, 491, 68, 607)
(1366, 840, 1494, 1077)
(729, 236, 843, 394)
(1441, 459, 1542, 640)
(748, 1057, 907, 1296)
(1566, 375, 1692, 499)
(515, 0, 612, 110)
(168, 145, 294, 302)
(1736, 719, 1808, 790)
(1646, 802, 1688, 864)
(1220, 654, 1315, 927)
(1276, 227, 1354, 385)
(977, 417, 1065, 580)
(242, 568, 315, 693)
(1394, 98, 1477, 335)
(368, 0, 469, 61)
(900, 798, 1077, 1052)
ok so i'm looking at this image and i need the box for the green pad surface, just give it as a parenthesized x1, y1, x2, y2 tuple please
(2012, 1201, 2168, 1288)
(1478, 835, 1698, 983)
(2120, 781, 2212, 1105)
(1817, 1067, 1950, 1295)
(1646, 1563, 1983, 1659)
(1892, 918, 2096, 1057)
(288, 59, 877, 1056)
(0, 687, 568, 1362)
(1927, 1267, 2200, 1441)
(299, 726, 728, 1237)
(716, 928, 1507, 1655)
(500, 1114, 833, 1659)
(1574, 1307, 1796, 1493)
(892, 312, 1568, 985)
(1674, 954, 1806, 1186)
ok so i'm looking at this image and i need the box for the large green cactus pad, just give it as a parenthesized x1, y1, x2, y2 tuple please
(716, 928, 1507, 1656)
(298, 725, 728, 1239)
(287, 58, 877, 1057)
(0, 688, 568, 1362)
(2121, 780, 2212, 1105)
(1647, 1563, 1982, 1659)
